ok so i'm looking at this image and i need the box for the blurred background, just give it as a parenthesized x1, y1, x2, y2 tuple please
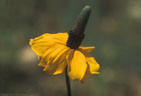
(0, 0, 141, 96)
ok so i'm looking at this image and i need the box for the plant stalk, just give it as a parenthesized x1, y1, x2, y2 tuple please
(65, 67, 71, 96)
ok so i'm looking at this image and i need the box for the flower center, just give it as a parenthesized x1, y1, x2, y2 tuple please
(66, 31, 84, 49)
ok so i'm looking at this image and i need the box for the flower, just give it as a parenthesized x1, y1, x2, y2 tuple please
(29, 32, 100, 83)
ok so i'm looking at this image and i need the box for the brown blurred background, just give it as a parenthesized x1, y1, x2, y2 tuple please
(0, 0, 141, 96)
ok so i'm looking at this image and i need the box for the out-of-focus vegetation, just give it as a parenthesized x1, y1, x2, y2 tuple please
(0, 0, 141, 96)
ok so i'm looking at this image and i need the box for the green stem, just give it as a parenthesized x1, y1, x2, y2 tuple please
(65, 67, 71, 96)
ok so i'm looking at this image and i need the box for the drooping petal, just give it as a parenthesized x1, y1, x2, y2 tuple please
(41, 44, 69, 75)
(80, 67, 89, 83)
(79, 46, 95, 53)
(52, 47, 70, 75)
(79, 48, 100, 74)
(38, 44, 56, 67)
(29, 32, 68, 56)
(53, 62, 66, 75)
(52, 46, 69, 64)
(68, 50, 87, 80)
(87, 57, 100, 74)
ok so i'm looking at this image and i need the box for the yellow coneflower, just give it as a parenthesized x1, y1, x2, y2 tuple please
(29, 5, 100, 85)
(29, 32, 100, 83)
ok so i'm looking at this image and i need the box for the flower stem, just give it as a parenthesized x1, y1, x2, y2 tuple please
(65, 67, 71, 96)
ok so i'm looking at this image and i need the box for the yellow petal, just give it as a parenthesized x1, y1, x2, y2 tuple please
(42, 44, 69, 74)
(68, 50, 87, 80)
(52, 47, 70, 75)
(53, 62, 66, 75)
(79, 46, 95, 53)
(39, 45, 56, 67)
(52, 46, 69, 64)
(87, 57, 100, 74)
(54, 48, 73, 75)
(80, 67, 89, 83)
(79, 47, 100, 74)
(29, 32, 68, 56)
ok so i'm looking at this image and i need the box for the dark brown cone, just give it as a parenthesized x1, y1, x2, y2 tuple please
(66, 5, 92, 49)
